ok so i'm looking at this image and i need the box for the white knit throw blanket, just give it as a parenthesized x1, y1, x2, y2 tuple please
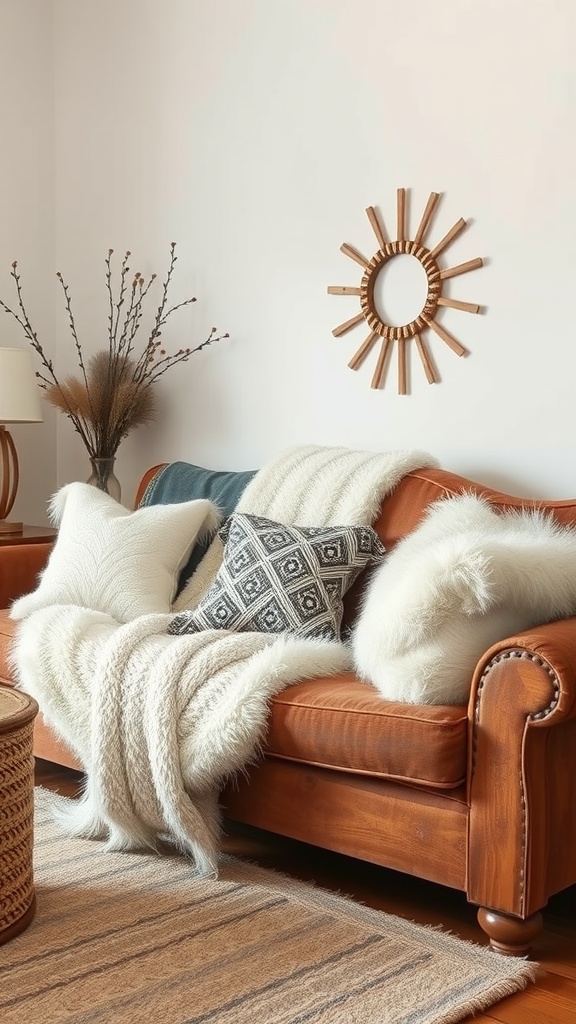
(12, 445, 437, 874)
(174, 444, 439, 610)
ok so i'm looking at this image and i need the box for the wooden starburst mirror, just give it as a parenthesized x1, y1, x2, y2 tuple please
(328, 189, 485, 393)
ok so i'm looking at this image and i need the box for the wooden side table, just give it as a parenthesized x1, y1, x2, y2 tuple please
(0, 525, 56, 547)
(0, 526, 56, 610)
(0, 684, 39, 944)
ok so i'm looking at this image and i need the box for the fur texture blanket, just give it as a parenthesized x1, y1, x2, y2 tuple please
(11, 444, 437, 874)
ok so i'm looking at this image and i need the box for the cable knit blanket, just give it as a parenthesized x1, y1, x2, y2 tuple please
(173, 445, 439, 611)
(11, 444, 437, 874)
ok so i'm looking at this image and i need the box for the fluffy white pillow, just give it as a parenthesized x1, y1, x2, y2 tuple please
(352, 492, 576, 705)
(10, 483, 220, 623)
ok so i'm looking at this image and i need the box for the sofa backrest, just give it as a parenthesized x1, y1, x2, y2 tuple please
(136, 461, 576, 629)
(374, 466, 576, 551)
(138, 462, 576, 544)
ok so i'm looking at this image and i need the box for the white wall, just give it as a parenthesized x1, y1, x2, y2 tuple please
(0, 1, 56, 525)
(6, 0, 576, 523)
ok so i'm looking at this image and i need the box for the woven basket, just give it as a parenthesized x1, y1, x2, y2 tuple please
(0, 684, 39, 944)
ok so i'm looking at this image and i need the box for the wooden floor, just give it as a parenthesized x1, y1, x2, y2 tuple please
(36, 759, 576, 1023)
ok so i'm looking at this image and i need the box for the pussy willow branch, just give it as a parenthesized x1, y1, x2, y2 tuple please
(144, 328, 228, 385)
(0, 264, 57, 387)
(125, 274, 156, 357)
(106, 248, 131, 362)
(56, 273, 90, 389)
(1, 275, 97, 453)
(0, 244, 229, 459)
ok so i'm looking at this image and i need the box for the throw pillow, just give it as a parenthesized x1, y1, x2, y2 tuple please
(10, 482, 220, 624)
(168, 512, 386, 642)
(352, 492, 576, 705)
(138, 460, 257, 597)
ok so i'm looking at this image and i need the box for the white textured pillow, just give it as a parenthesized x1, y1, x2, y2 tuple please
(10, 483, 220, 623)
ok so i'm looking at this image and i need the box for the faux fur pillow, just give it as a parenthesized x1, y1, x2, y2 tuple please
(10, 483, 220, 624)
(169, 512, 386, 642)
(352, 492, 576, 705)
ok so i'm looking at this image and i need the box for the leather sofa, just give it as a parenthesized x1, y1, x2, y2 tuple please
(2, 462, 576, 956)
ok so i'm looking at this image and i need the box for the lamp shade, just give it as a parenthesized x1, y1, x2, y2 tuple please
(0, 347, 43, 423)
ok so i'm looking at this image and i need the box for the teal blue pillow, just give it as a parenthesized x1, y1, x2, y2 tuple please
(139, 461, 256, 595)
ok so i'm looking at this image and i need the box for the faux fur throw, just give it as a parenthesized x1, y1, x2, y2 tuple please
(12, 444, 437, 873)
(352, 492, 576, 705)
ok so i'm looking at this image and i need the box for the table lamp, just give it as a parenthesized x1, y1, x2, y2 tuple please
(0, 347, 43, 533)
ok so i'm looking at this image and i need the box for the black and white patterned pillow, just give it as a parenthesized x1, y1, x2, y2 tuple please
(168, 513, 386, 642)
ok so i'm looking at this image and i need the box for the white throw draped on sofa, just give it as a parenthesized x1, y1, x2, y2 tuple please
(11, 444, 437, 875)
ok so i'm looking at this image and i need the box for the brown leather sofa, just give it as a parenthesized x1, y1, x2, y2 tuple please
(2, 462, 576, 956)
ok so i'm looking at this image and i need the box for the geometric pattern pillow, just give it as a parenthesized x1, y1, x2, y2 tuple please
(168, 512, 386, 642)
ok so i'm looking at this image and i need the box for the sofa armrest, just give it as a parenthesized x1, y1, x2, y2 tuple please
(466, 616, 576, 918)
(471, 617, 576, 723)
(0, 542, 52, 608)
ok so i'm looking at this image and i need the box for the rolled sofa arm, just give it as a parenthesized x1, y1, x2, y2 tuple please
(466, 616, 576, 920)
(0, 542, 53, 609)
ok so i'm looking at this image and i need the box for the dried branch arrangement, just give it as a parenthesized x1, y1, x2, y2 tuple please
(0, 242, 228, 458)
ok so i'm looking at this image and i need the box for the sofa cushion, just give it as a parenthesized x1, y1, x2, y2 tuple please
(264, 674, 468, 790)
(169, 513, 386, 642)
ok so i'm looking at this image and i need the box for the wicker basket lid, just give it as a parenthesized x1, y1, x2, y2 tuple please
(0, 684, 38, 734)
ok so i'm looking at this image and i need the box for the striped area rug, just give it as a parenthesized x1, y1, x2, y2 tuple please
(1, 787, 536, 1024)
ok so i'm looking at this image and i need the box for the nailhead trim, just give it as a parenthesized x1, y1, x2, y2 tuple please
(474, 649, 560, 724)
(472, 648, 560, 914)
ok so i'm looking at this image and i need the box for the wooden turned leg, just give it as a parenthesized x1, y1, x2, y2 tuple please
(477, 907, 543, 956)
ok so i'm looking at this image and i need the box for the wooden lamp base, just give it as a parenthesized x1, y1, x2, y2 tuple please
(0, 426, 21, 531)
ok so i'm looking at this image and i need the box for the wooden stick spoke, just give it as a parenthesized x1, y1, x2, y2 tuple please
(440, 257, 484, 280)
(415, 333, 438, 384)
(332, 311, 366, 337)
(371, 338, 393, 389)
(397, 188, 406, 241)
(398, 338, 407, 394)
(348, 330, 379, 370)
(437, 296, 482, 314)
(365, 206, 388, 248)
(423, 317, 467, 356)
(414, 192, 441, 246)
(430, 218, 467, 258)
(327, 286, 362, 295)
(340, 243, 371, 269)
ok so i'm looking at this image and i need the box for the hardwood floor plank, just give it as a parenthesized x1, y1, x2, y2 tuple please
(464, 1016, 506, 1024)
(483, 971, 576, 1024)
(536, 926, 576, 981)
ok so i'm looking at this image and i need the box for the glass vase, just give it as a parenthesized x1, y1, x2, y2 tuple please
(86, 457, 122, 503)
